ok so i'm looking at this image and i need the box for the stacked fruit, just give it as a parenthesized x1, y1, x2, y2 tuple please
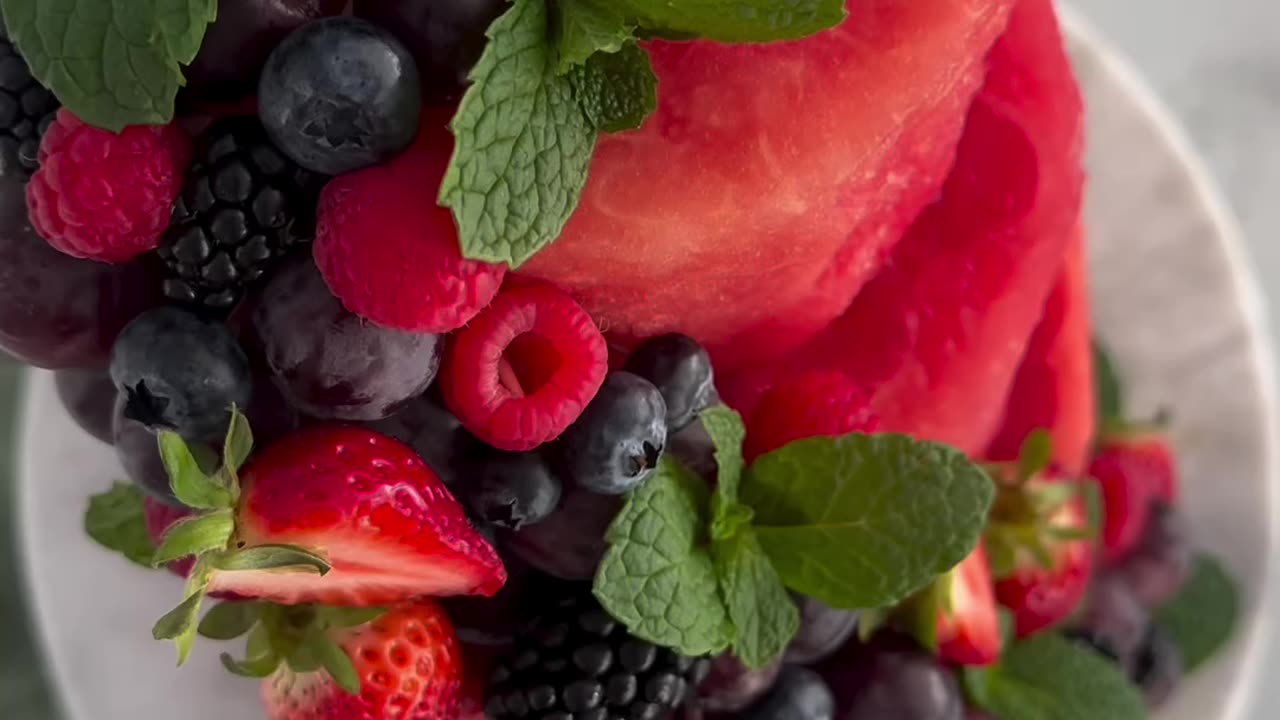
(0, 0, 1241, 719)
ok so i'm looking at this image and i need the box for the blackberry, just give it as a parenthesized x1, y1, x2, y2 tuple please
(487, 588, 711, 720)
(157, 117, 325, 312)
(0, 30, 59, 177)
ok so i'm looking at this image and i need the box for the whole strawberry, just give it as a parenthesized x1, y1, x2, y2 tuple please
(1089, 427, 1179, 563)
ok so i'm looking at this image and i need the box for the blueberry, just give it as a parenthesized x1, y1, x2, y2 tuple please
(623, 334, 715, 431)
(1132, 625, 1183, 707)
(259, 17, 421, 175)
(819, 633, 963, 720)
(109, 307, 252, 441)
(464, 450, 563, 529)
(697, 654, 781, 713)
(558, 372, 667, 495)
(1115, 502, 1193, 609)
(744, 667, 834, 720)
(1065, 572, 1150, 674)
(785, 595, 860, 665)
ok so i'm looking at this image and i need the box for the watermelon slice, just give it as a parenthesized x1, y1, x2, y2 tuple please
(986, 229, 1096, 474)
(520, 0, 1018, 373)
(722, 0, 1086, 457)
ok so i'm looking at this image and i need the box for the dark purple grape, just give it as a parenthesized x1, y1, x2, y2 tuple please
(0, 178, 163, 368)
(249, 256, 442, 422)
(696, 655, 781, 714)
(1064, 572, 1150, 674)
(184, 0, 347, 99)
(1114, 502, 1193, 609)
(55, 367, 116, 443)
(785, 596, 860, 665)
(965, 709, 996, 720)
(365, 390, 477, 488)
(743, 666, 835, 720)
(668, 418, 717, 481)
(352, 0, 508, 103)
(501, 486, 621, 580)
(112, 398, 180, 506)
(1132, 626, 1183, 707)
(818, 633, 964, 720)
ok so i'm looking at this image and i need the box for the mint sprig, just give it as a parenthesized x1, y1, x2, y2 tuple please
(617, 0, 846, 42)
(1154, 553, 1239, 671)
(963, 634, 1148, 720)
(0, 0, 217, 131)
(713, 528, 797, 668)
(84, 482, 155, 568)
(555, 0, 635, 72)
(569, 43, 657, 134)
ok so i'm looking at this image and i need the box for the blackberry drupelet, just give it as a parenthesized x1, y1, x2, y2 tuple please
(487, 588, 711, 720)
(0, 30, 59, 177)
(157, 117, 325, 312)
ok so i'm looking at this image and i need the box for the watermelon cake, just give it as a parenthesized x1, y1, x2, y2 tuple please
(0, 0, 1239, 718)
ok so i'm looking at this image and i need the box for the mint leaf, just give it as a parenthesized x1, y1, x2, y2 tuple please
(84, 482, 155, 568)
(619, 0, 845, 42)
(158, 432, 232, 510)
(713, 529, 798, 668)
(1154, 554, 1239, 671)
(440, 0, 597, 268)
(964, 634, 1147, 720)
(701, 406, 752, 539)
(151, 509, 234, 567)
(1094, 340, 1124, 426)
(741, 434, 995, 609)
(1, 0, 216, 131)
(555, 0, 635, 71)
(594, 456, 732, 656)
(569, 42, 657, 133)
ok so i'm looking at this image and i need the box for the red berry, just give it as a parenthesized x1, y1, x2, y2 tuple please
(1089, 429, 1179, 563)
(442, 281, 608, 452)
(314, 115, 506, 332)
(994, 492, 1093, 637)
(27, 110, 191, 263)
(936, 543, 1001, 667)
(744, 370, 880, 462)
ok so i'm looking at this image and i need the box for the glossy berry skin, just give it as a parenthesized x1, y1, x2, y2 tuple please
(785, 596, 860, 665)
(54, 367, 116, 443)
(463, 450, 562, 530)
(696, 655, 781, 714)
(1065, 572, 1151, 675)
(624, 333, 716, 431)
(260, 17, 421, 175)
(0, 31, 58, 177)
(249, 255, 442, 421)
(109, 307, 253, 441)
(1113, 502, 1193, 609)
(745, 370, 879, 462)
(501, 486, 620, 580)
(262, 598, 462, 720)
(366, 391, 477, 489)
(558, 372, 668, 495)
(743, 667, 835, 720)
(442, 282, 607, 452)
(995, 493, 1094, 638)
(352, 0, 508, 102)
(219, 427, 506, 606)
(112, 399, 184, 506)
(0, 178, 163, 369)
(818, 633, 964, 720)
(1132, 626, 1183, 708)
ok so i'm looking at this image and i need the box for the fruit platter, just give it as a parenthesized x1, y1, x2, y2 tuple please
(4, 1, 1273, 719)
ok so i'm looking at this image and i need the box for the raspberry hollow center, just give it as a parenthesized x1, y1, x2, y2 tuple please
(498, 333, 563, 398)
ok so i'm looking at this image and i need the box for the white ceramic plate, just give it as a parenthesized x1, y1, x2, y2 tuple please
(17, 14, 1278, 720)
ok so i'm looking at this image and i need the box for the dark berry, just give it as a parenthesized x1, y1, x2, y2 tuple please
(487, 587, 707, 719)
(558, 372, 667, 495)
(1132, 625, 1183, 707)
(743, 667, 835, 720)
(54, 368, 117, 443)
(503, 487, 621, 580)
(0, 31, 58, 178)
(1066, 572, 1151, 674)
(464, 450, 563, 529)
(352, 0, 508, 103)
(785, 596, 860, 665)
(109, 307, 252, 440)
(157, 117, 325, 312)
(624, 334, 716, 431)
(696, 654, 780, 713)
(818, 633, 964, 720)
(112, 398, 184, 506)
(248, 255, 442, 421)
(259, 17, 421, 175)
(440, 559, 536, 646)
(1114, 502, 1193, 609)
(366, 391, 477, 488)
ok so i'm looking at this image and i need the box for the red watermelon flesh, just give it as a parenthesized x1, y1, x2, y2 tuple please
(722, 0, 1085, 456)
(986, 228, 1096, 475)
(520, 0, 1017, 373)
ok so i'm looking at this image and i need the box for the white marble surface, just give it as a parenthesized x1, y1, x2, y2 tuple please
(1071, 2, 1280, 717)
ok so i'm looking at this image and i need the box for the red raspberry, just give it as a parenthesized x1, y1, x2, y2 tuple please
(27, 110, 191, 263)
(143, 497, 196, 578)
(745, 370, 880, 462)
(314, 116, 506, 332)
(442, 281, 607, 452)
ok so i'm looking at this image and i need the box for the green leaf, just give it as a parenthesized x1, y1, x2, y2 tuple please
(287, 639, 321, 673)
(211, 544, 331, 575)
(555, 0, 635, 71)
(222, 406, 253, 478)
(151, 509, 234, 567)
(0, 0, 217, 131)
(153, 559, 212, 665)
(1154, 554, 1239, 671)
(1019, 429, 1053, 480)
(220, 651, 280, 679)
(1094, 341, 1124, 426)
(198, 601, 263, 641)
(713, 529, 798, 668)
(964, 634, 1148, 720)
(710, 501, 754, 542)
(308, 629, 361, 695)
(158, 432, 232, 510)
(84, 482, 155, 568)
(594, 456, 733, 657)
(568, 41, 657, 133)
(702, 406, 746, 509)
(320, 607, 387, 629)
(440, 0, 597, 268)
(741, 433, 995, 609)
(618, 0, 846, 42)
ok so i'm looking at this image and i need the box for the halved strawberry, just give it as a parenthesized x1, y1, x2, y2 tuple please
(992, 490, 1093, 637)
(934, 544, 1002, 667)
(1090, 427, 1180, 563)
